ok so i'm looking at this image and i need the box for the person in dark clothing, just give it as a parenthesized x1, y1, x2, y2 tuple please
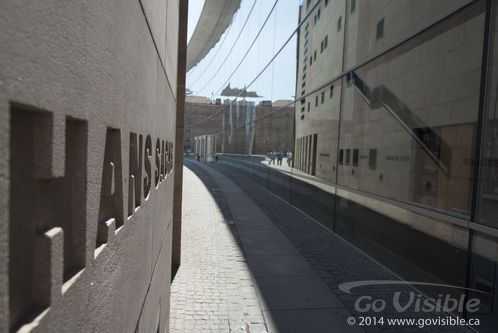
(269, 151, 276, 165)
(276, 151, 283, 166)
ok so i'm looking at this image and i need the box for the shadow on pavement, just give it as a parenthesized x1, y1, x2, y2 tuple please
(183, 157, 475, 333)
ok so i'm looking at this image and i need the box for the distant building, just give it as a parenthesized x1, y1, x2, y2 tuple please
(223, 100, 295, 155)
(185, 97, 295, 156)
(184, 96, 225, 153)
(220, 84, 261, 98)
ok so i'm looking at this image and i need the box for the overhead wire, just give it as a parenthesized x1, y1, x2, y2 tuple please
(194, 0, 259, 95)
(187, 10, 238, 89)
(213, 0, 279, 96)
(187, 0, 323, 130)
(270, 1, 278, 100)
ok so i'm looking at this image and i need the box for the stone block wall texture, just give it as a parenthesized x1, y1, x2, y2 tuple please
(184, 101, 224, 152)
(0, 0, 182, 332)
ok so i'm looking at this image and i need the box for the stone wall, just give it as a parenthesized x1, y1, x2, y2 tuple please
(0, 0, 184, 332)
(184, 99, 224, 153)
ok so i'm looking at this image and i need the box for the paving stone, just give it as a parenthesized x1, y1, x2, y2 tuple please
(204, 160, 476, 333)
(175, 160, 476, 333)
(170, 166, 268, 333)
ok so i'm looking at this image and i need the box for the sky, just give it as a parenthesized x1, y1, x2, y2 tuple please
(186, 0, 301, 102)
(187, 0, 205, 43)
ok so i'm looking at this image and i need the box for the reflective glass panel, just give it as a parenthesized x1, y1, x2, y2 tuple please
(339, 2, 485, 216)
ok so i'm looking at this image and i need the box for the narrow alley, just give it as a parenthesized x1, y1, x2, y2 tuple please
(170, 160, 472, 333)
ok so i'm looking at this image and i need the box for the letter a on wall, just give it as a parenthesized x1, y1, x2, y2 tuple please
(97, 128, 124, 246)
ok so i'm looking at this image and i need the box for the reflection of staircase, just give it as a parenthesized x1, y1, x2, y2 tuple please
(348, 72, 451, 175)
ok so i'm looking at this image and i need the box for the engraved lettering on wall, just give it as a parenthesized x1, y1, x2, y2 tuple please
(9, 105, 87, 330)
(128, 133, 143, 217)
(97, 128, 124, 246)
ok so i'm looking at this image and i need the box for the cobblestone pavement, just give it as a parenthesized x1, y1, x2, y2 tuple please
(207, 159, 474, 333)
(171, 159, 474, 333)
(169, 166, 268, 333)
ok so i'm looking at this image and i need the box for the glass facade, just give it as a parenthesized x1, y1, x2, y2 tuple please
(339, 3, 484, 216)
(205, 1, 498, 332)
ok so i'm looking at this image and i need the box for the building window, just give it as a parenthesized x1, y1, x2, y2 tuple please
(320, 41, 324, 53)
(325, 0, 329, 6)
(337, 16, 342, 32)
(301, 114, 305, 120)
(345, 149, 351, 165)
(310, 57, 312, 66)
(369, 149, 377, 170)
(308, 102, 310, 111)
(301, 106, 305, 113)
(353, 149, 359, 167)
(315, 95, 319, 107)
(329, 85, 334, 98)
(321, 92, 325, 104)
(324, 35, 328, 49)
(314, 50, 317, 61)
(339, 149, 344, 165)
(351, 0, 356, 13)
(376, 18, 384, 40)
(317, 8, 321, 21)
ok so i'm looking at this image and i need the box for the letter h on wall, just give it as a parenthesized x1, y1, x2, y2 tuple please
(8, 104, 87, 331)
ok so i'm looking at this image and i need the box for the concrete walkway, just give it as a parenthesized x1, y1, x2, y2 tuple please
(170, 166, 267, 333)
(170, 161, 362, 333)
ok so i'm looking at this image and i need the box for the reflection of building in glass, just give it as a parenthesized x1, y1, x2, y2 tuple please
(291, 1, 498, 331)
(296, 0, 481, 214)
(223, 100, 295, 155)
(195, 134, 217, 162)
(184, 96, 224, 153)
(185, 97, 294, 156)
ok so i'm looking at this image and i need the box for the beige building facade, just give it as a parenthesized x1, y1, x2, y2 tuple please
(292, 1, 498, 332)
(0, 0, 188, 332)
(184, 96, 224, 153)
(222, 100, 295, 155)
(186, 98, 294, 156)
(295, 0, 481, 213)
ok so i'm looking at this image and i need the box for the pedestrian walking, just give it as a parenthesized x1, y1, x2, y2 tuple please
(276, 151, 283, 166)
(270, 151, 276, 165)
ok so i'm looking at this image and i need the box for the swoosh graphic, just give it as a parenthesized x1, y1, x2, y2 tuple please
(338, 280, 491, 295)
